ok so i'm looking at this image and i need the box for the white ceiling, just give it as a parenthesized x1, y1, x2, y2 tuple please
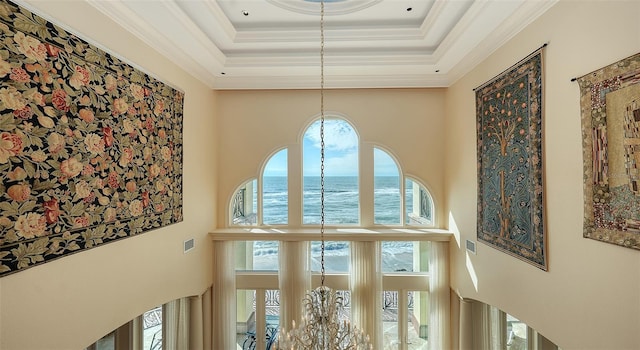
(84, 0, 556, 90)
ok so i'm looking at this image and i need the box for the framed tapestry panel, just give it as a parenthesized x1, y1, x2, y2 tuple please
(0, 0, 184, 277)
(577, 52, 640, 251)
(475, 47, 547, 270)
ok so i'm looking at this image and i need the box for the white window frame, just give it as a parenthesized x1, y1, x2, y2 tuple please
(212, 229, 451, 349)
(219, 115, 449, 349)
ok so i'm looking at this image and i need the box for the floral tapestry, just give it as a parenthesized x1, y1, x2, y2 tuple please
(0, 0, 184, 277)
(476, 47, 546, 270)
(577, 52, 640, 251)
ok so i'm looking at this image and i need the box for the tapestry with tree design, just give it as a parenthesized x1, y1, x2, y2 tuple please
(476, 48, 546, 270)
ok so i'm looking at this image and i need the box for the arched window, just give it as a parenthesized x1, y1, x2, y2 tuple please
(302, 118, 359, 224)
(230, 118, 436, 228)
(374, 147, 401, 225)
(263, 149, 288, 225)
(231, 179, 257, 226)
(405, 177, 434, 226)
(302, 118, 358, 272)
(223, 114, 445, 350)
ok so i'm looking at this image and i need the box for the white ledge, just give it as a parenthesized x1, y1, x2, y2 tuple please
(209, 228, 452, 242)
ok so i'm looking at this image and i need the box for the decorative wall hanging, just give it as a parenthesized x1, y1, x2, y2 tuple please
(577, 52, 640, 251)
(0, 0, 184, 277)
(475, 45, 547, 270)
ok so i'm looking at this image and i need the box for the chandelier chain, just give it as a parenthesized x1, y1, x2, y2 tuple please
(273, 1, 373, 347)
(320, 0, 326, 287)
(320, 3, 326, 349)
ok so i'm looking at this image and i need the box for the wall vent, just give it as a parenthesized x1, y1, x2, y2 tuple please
(184, 238, 195, 253)
(466, 239, 477, 254)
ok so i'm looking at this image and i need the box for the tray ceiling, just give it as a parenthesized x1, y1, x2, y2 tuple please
(30, 0, 558, 89)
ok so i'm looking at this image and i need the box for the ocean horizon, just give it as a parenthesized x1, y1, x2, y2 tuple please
(252, 176, 420, 272)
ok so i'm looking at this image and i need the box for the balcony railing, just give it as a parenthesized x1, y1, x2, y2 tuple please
(239, 288, 421, 350)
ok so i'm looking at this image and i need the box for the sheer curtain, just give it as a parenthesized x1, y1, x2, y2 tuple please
(350, 241, 382, 348)
(189, 294, 203, 350)
(458, 299, 508, 350)
(201, 287, 213, 349)
(164, 298, 189, 349)
(279, 240, 311, 329)
(488, 304, 506, 350)
(458, 298, 474, 350)
(429, 241, 450, 350)
(212, 241, 236, 350)
(189, 287, 212, 350)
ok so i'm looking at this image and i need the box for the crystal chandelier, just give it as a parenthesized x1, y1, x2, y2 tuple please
(273, 1, 372, 349)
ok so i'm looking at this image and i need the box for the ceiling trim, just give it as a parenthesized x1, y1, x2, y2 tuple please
(213, 72, 450, 90)
(445, 0, 558, 86)
(22, 0, 560, 91)
(265, 0, 383, 16)
(234, 26, 427, 44)
(163, 1, 227, 64)
(199, 0, 238, 42)
(87, 0, 221, 88)
(419, 0, 448, 38)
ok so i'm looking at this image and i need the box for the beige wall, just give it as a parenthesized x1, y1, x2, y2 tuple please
(0, 2, 216, 349)
(215, 88, 446, 227)
(445, 1, 640, 349)
(4, 1, 640, 349)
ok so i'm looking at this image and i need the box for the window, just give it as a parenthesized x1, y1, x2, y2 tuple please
(237, 289, 280, 350)
(374, 147, 401, 225)
(382, 241, 429, 273)
(143, 306, 163, 350)
(222, 115, 444, 349)
(232, 179, 257, 225)
(231, 119, 435, 228)
(406, 178, 434, 226)
(507, 314, 528, 350)
(235, 241, 279, 271)
(382, 291, 429, 349)
(85, 305, 163, 350)
(466, 300, 560, 350)
(303, 118, 359, 224)
(263, 149, 288, 225)
(84, 299, 193, 350)
(311, 240, 349, 273)
(84, 331, 115, 350)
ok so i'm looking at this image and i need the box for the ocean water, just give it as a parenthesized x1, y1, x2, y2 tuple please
(263, 176, 413, 224)
(253, 176, 422, 272)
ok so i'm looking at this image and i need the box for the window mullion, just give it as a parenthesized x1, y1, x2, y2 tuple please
(399, 289, 409, 350)
(527, 327, 536, 350)
(499, 310, 508, 350)
(360, 143, 374, 226)
(255, 289, 267, 350)
(288, 146, 302, 226)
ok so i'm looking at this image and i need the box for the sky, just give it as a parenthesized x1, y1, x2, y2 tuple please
(263, 119, 400, 177)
